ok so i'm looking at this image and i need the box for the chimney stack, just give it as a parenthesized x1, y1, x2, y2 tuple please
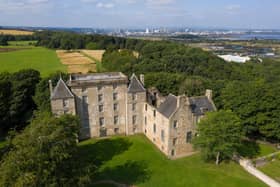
(140, 74, 145, 86)
(49, 80, 53, 95)
(205, 89, 213, 100)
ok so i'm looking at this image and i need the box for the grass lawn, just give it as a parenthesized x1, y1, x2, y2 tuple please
(77, 135, 266, 187)
(0, 47, 66, 77)
(259, 159, 280, 182)
(258, 143, 277, 157)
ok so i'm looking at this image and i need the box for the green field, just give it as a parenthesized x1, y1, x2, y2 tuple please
(0, 47, 66, 77)
(259, 159, 280, 182)
(8, 41, 37, 46)
(77, 135, 266, 187)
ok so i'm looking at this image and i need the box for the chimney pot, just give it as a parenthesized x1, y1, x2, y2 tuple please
(140, 74, 145, 86)
(49, 80, 53, 95)
(205, 89, 213, 100)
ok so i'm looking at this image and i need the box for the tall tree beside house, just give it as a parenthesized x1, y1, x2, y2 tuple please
(0, 113, 80, 187)
(193, 110, 243, 165)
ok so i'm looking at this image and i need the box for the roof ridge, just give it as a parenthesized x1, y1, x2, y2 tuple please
(128, 73, 146, 93)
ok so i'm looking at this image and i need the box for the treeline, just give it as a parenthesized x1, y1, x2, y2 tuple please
(0, 69, 66, 136)
(0, 35, 37, 45)
(0, 70, 40, 134)
(35, 30, 144, 50)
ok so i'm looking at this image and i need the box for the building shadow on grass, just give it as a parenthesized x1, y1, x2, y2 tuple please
(238, 139, 260, 158)
(73, 138, 150, 185)
(78, 138, 133, 167)
(95, 160, 150, 186)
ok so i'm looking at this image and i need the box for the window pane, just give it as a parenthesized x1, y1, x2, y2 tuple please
(186, 131, 192, 143)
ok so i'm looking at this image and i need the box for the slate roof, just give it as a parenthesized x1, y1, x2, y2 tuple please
(51, 78, 74, 100)
(189, 96, 215, 116)
(158, 94, 178, 118)
(128, 74, 146, 93)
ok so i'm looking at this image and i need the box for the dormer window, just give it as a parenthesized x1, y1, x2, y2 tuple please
(200, 107, 208, 113)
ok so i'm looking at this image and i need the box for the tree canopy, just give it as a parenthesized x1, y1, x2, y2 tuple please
(0, 113, 80, 187)
(193, 110, 243, 165)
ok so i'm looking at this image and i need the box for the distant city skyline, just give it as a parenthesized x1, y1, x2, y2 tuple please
(0, 0, 279, 29)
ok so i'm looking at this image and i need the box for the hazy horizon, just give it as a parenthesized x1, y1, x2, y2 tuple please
(0, 0, 280, 29)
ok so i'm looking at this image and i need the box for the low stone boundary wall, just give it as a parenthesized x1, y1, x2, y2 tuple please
(254, 151, 280, 167)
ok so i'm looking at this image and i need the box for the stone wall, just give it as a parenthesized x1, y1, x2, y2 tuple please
(169, 96, 197, 159)
(72, 83, 127, 139)
(144, 103, 170, 156)
(51, 98, 76, 116)
(127, 92, 146, 135)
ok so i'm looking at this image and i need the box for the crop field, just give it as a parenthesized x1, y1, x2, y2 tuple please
(56, 50, 104, 73)
(81, 49, 105, 62)
(0, 29, 34, 35)
(0, 47, 66, 77)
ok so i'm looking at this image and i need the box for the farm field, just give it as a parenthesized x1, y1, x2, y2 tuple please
(81, 49, 105, 62)
(77, 135, 266, 187)
(56, 50, 105, 73)
(0, 47, 66, 77)
(0, 29, 34, 35)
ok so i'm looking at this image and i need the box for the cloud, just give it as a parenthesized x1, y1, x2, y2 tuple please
(226, 4, 241, 11)
(96, 2, 115, 8)
(0, 0, 51, 14)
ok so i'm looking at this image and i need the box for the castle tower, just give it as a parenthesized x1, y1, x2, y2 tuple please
(50, 78, 76, 116)
(127, 74, 146, 135)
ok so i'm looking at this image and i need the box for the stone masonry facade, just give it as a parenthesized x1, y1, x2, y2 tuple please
(50, 72, 216, 159)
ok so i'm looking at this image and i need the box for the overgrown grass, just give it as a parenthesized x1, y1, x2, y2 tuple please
(0, 47, 66, 77)
(259, 159, 280, 182)
(77, 135, 266, 187)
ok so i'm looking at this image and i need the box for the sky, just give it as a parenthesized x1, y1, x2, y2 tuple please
(0, 0, 280, 29)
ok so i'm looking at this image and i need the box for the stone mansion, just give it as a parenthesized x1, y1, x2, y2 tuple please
(50, 72, 216, 159)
